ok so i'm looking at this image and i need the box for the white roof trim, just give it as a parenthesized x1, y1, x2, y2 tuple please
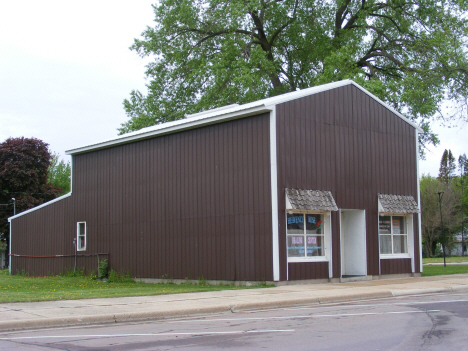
(67, 103, 271, 155)
(185, 103, 240, 118)
(66, 79, 422, 155)
(349, 82, 423, 133)
(8, 193, 72, 222)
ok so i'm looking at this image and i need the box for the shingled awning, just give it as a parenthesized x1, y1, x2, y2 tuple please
(286, 188, 338, 212)
(378, 194, 420, 214)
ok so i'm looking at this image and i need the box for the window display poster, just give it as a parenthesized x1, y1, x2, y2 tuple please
(287, 215, 304, 225)
(379, 216, 391, 234)
(288, 236, 305, 257)
(291, 236, 303, 245)
(392, 219, 400, 234)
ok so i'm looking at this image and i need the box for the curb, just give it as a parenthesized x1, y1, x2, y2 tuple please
(1, 286, 467, 332)
(0, 306, 233, 332)
(0, 291, 392, 332)
(390, 285, 468, 297)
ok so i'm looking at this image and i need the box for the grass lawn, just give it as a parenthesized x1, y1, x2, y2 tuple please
(423, 257, 468, 264)
(422, 264, 468, 277)
(0, 270, 269, 303)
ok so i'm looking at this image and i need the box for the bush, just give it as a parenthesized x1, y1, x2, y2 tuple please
(60, 267, 85, 277)
(98, 259, 109, 279)
(107, 269, 132, 283)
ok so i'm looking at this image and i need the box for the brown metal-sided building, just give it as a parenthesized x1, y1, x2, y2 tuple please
(8, 80, 422, 283)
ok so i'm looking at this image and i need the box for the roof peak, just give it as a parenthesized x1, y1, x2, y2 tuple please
(66, 80, 421, 155)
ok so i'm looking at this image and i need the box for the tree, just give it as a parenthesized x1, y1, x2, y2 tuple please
(0, 137, 62, 244)
(420, 174, 462, 257)
(48, 153, 71, 195)
(439, 149, 456, 184)
(121, 0, 468, 150)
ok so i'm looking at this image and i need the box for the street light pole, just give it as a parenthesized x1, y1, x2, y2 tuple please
(437, 192, 446, 267)
(11, 198, 16, 216)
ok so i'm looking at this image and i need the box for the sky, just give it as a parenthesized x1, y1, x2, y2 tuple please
(0, 1, 467, 178)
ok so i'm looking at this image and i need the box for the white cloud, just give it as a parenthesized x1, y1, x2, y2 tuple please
(0, 1, 154, 161)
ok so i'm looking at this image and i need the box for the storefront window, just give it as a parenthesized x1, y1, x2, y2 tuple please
(287, 213, 324, 257)
(379, 216, 407, 254)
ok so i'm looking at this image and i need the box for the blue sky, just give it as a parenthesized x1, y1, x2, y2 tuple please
(0, 1, 466, 177)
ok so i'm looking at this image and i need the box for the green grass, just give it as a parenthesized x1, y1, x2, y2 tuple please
(423, 256, 468, 264)
(0, 270, 270, 303)
(422, 264, 468, 276)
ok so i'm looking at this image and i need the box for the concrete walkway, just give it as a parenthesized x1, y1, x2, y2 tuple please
(1, 274, 468, 332)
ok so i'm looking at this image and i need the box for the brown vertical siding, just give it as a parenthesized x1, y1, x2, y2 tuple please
(380, 258, 412, 275)
(276, 85, 419, 280)
(11, 114, 273, 280)
(9, 196, 101, 275)
(287, 262, 328, 280)
(10, 84, 420, 282)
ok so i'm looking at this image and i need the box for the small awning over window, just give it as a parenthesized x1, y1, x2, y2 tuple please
(286, 188, 338, 212)
(378, 194, 420, 214)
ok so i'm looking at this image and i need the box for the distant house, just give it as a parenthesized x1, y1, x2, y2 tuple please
(449, 233, 468, 256)
(8, 80, 422, 283)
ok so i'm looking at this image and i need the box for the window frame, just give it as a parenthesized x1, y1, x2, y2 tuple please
(379, 214, 411, 258)
(286, 211, 330, 263)
(76, 221, 87, 251)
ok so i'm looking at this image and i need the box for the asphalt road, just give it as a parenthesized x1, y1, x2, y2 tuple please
(1, 292, 467, 350)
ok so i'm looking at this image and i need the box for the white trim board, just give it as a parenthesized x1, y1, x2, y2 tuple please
(8, 193, 72, 222)
(67, 105, 272, 155)
(270, 108, 280, 281)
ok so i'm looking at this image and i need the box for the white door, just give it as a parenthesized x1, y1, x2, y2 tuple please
(340, 209, 367, 276)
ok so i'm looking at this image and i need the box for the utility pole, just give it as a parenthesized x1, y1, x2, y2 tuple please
(11, 198, 16, 216)
(437, 192, 446, 267)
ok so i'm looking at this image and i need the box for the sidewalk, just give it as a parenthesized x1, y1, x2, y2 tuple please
(1, 274, 468, 332)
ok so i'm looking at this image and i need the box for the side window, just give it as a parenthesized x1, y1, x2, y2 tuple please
(77, 222, 86, 251)
(379, 216, 407, 255)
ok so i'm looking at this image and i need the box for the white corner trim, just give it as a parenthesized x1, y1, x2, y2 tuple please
(8, 221, 11, 275)
(328, 212, 333, 279)
(377, 210, 381, 275)
(8, 193, 72, 222)
(416, 129, 423, 273)
(70, 156, 73, 194)
(270, 107, 280, 281)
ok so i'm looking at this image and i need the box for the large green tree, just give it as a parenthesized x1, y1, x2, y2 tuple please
(121, 0, 468, 149)
(48, 153, 71, 195)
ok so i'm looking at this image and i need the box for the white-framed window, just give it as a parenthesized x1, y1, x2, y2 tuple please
(77, 222, 86, 251)
(287, 213, 325, 259)
(379, 215, 408, 255)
